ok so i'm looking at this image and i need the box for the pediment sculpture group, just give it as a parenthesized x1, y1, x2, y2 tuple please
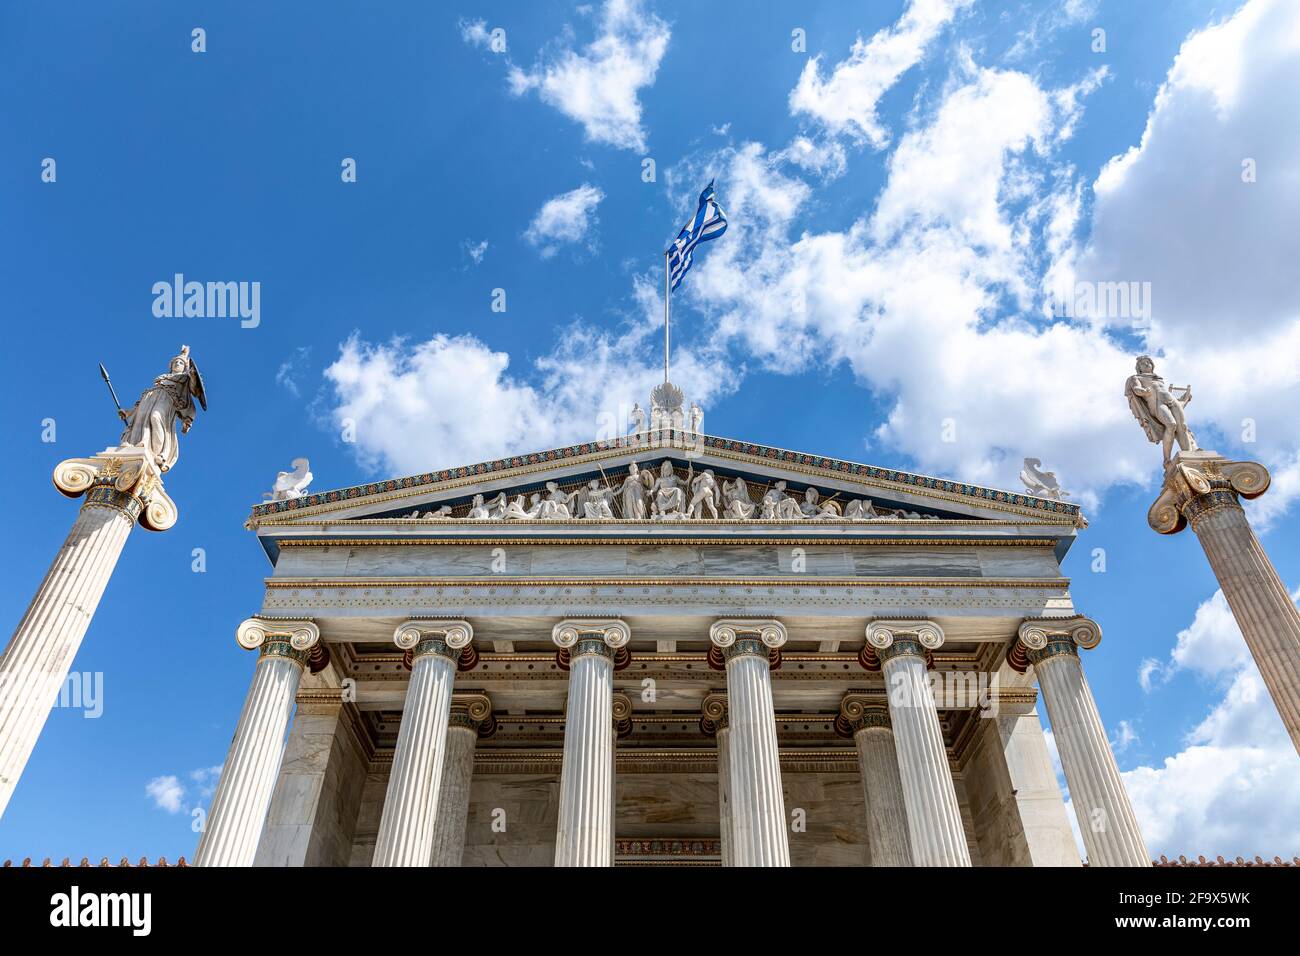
(405, 460, 938, 522)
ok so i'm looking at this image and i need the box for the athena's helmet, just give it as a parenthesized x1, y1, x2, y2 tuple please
(170, 344, 192, 374)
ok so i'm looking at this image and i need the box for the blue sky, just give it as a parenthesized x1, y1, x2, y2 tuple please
(2, 0, 1297, 861)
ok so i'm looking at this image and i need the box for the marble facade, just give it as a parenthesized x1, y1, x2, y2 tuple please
(198, 428, 1141, 866)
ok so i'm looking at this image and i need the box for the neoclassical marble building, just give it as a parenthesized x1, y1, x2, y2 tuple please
(193, 417, 1149, 867)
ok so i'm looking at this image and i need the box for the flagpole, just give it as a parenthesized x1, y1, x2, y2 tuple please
(663, 251, 670, 384)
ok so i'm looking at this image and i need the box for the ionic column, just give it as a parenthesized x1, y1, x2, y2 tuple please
(709, 620, 789, 867)
(1016, 617, 1149, 867)
(372, 620, 473, 867)
(839, 694, 912, 866)
(552, 619, 630, 867)
(1149, 455, 1300, 754)
(0, 449, 177, 820)
(429, 693, 492, 867)
(701, 693, 734, 866)
(866, 620, 970, 866)
(195, 619, 321, 867)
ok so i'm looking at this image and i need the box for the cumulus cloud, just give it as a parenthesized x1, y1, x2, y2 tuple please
(1120, 588, 1300, 858)
(146, 765, 223, 815)
(459, 19, 494, 49)
(775, 135, 847, 179)
(523, 184, 605, 258)
(505, 0, 669, 152)
(322, 301, 732, 476)
(659, 0, 1300, 508)
(1075, 0, 1300, 349)
(145, 775, 184, 814)
(677, 60, 1128, 502)
(789, 0, 972, 147)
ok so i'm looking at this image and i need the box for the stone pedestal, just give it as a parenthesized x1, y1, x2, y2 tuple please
(1149, 453, 1300, 754)
(867, 621, 971, 867)
(840, 697, 912, 867)
(710, 620, 790, 867)
(429, 694, 491, 867)
(372, 621, 472, 867)
(1018, 618, 1149, 867)
(195, 619, 320, 867)
(0, 448, 177, 820)
(552, 620, 629, 867)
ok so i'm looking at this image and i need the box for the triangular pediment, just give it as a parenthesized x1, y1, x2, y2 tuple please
(249, 432, 1082, 529)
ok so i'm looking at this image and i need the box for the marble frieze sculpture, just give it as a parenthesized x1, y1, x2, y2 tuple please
(0, 346, 207, 819)
(1128, 354, 1300, 755)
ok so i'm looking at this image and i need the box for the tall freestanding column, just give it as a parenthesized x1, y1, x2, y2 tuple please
(1015, 617, 1149, 867)
(701, 693, 734, 866)
(866, 620, 971, 867)
(195, 618, 321, 866)
(0, 448, 180, 820)
(839, 693, 913, 866)
(429, 693, 492, 867)
(372, 620, 474, 867)
(552, 620, 629, 867)
(709, 620, 789, 867)
(1148, 452, 1300, 754)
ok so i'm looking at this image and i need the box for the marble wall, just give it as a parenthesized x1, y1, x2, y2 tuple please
(346, 767, 973, 866)
(274, 543, 1064, 582)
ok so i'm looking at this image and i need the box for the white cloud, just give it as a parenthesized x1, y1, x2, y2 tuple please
(505, 0, 669, 152)
(775, 135, 847, 179)
(463, 238, 489, 265)
(275, 347, 311, 398)
(147, 765, 224, 815)
(871, 66, 1052, 255)
(667, 0, 1300, 511)
(1077, 0, 1300, 349)
(323, 308, 732, 476)
(1111, 719, 1139, 755)
(523, 184, 605, 258)
(460, 19, 492, 49)
(145, 775, 184, 814)
(1138, 657, 1162, 693)
(189, 766, 222, 801)
(789, 0, 972, 147)
(1121, 587, 1300, 858)
(682, 63, 1127, 502)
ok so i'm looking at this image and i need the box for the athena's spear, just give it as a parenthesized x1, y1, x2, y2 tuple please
(98, 363, 124, 418)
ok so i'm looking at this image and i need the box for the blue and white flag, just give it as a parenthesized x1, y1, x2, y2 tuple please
(666, 181, 727, 291)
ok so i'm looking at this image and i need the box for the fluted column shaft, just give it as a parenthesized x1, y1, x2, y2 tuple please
(880, 641, 971, 866)
(713, 624, 790, 867)
(716, 722, 734, 866)
(195, 638, 310, 866)
(1193, 504, 1300, 754)
(429, 715, 479, 867)
(0, 494, 137, 819)
(853, 718, 914, 867)
(372, 636, 461, 867)
(554, 640, 615, 866)
(1031, 641, 1149, 866)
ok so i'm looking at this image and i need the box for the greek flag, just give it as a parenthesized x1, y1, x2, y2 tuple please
(667, 181, 727, 291)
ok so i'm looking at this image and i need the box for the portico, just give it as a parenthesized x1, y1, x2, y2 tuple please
(196, 418, 1141, 866)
